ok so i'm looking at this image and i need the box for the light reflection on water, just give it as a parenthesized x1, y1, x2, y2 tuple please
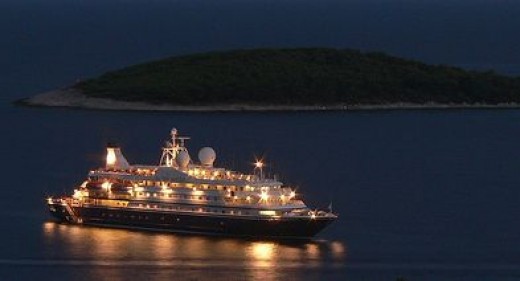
(41, 222, 346, 281)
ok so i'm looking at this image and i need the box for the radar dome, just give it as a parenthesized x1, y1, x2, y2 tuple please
(170, 128, 178, 135)
(198, 147, 216, 166)
(176, 150, 190, 168)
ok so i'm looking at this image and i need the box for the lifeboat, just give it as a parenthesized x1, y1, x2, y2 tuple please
(110, 183, 130, 193)
(85, 182, 103, 190)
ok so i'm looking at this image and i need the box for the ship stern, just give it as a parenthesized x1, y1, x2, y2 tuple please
(46, 197, 80, 223)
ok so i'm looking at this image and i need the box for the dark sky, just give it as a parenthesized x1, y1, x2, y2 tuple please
(1, 0, 519, 99)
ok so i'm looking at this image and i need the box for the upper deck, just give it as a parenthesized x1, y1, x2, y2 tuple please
(78, 128, 301, 210)
(89, 164, 282, 188)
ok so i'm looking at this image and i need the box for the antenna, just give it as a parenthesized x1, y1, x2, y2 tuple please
(328, 201, 333, 213)
(160, 127, 190, 167)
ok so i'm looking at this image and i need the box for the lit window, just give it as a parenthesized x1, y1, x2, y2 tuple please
(259, 210, 276, 216)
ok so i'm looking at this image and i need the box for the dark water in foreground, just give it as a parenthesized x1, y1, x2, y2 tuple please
(1, 106, 520, 280)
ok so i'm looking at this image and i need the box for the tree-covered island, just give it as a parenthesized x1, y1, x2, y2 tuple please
(20, 48, 520, 110)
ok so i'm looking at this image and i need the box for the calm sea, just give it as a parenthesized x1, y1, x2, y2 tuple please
(1, 0, 520, 280)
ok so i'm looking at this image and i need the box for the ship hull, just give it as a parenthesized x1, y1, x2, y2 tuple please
(48, 203, 335, 239)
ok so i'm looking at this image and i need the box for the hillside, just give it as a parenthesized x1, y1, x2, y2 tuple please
(27, 48, 520, 108)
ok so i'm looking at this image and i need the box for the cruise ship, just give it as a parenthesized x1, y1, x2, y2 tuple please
(47, 128, 337, 238)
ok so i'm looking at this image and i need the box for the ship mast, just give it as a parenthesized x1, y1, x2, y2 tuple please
(159, 128, 190, 167)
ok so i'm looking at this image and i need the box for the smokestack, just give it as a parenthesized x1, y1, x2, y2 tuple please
(106, 144, 130, 170)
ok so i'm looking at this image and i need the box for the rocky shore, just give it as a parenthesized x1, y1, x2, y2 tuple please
(16, 88, 520, 112)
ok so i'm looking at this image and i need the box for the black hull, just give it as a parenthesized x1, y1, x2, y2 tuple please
(48, 204, 335, 239)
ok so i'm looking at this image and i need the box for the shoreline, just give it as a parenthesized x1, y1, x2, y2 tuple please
(15, 88, 520, 112)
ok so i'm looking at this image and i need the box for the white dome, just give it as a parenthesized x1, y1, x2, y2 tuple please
(170, 127, 178, 136)
(176, 150, 190, 168)
(198, 147, 216, 166)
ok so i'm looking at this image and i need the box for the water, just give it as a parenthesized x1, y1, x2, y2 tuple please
(1, 107, 520, 280)
(2, 0, 520, 280)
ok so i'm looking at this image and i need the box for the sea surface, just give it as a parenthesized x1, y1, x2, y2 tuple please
(1, 1, 520, 280)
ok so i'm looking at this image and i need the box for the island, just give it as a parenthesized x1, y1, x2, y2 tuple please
(18, 48, 520, 111)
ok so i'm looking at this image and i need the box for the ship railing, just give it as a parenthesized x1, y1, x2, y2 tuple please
(282, 209, 337, 219)
(223, 197, 305, 206)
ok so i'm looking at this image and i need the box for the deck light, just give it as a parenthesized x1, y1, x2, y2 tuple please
(101, 181, 111, 191)
(261, 191, 269, 201)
